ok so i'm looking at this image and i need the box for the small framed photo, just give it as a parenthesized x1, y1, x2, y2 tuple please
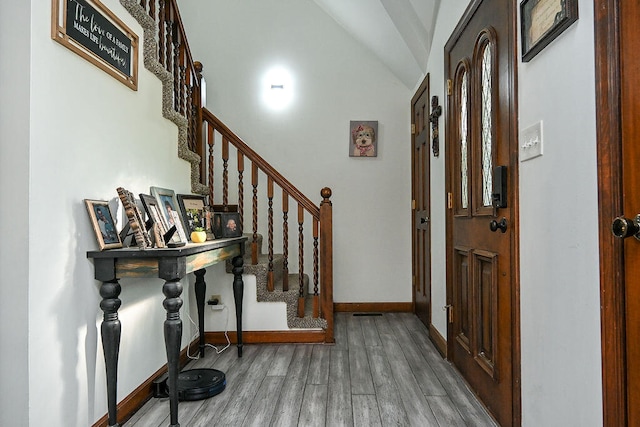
(212, 212, 242, 238)
(349, 121, 378, 157)
(520, 0, 578, 62)
(140, 193, 169, 243)
(85, 199, 122, 250)
(177, 194, 207, 234)
(150, 186, 188, 243)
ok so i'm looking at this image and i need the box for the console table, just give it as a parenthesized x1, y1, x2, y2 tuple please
(87, 236, 247, 427)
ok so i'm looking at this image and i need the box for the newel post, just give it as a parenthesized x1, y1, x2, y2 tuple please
(320, 187, 334, 343)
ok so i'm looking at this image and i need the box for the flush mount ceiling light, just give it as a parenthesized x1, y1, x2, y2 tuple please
(262, 66, 294, 110)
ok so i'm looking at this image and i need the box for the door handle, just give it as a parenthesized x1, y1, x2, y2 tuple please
(420, 217, 430, 224)
(612, 215, 640, 240)
(489, 218, 508, 233)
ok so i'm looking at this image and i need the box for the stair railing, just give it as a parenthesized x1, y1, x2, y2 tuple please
(201, 109, 334, 341)
(130, 0, 333, 342)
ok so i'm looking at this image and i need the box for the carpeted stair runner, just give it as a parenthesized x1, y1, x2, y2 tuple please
(228, 234, 327, 329)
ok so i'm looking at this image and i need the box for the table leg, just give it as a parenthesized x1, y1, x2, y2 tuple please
(231, 255, 244, 357)
(100, 280, 122, 427)
(162, 278, 183, 427)
(194, 269, 206, 357)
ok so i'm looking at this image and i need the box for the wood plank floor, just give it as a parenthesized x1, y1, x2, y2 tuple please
(124, 313, 498, 427)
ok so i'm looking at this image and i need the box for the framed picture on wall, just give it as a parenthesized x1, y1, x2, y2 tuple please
(349, 121, 378, 157)
(520, 0, 578, 62)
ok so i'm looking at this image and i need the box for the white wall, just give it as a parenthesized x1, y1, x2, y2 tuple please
(24, 0, 203, 424)
(425, 0, 603, 425)
(517, 0, 602, 425)
(180, 0, 413, 304)
(0, 2, 31, 426)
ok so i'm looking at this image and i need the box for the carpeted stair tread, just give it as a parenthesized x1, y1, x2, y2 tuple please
(228, 234, 327, 329)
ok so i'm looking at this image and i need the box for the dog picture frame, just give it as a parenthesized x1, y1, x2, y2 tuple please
(85, 199, 122, 250)
(349, 120, 378, 157)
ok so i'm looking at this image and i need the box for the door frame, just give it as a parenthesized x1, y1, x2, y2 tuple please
(594, 1, 627, 425)
(411, 73, 433, 335)
(443, 0, 521, 424)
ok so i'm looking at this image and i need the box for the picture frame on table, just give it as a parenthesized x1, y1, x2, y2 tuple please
(150, 186, 188, 244)
(520, 0, 578, 62)
(84, 199, 122, 250)
(140, 193, 171, 247)
(212, 212, 243, 238)
(177, 194, 207, 234)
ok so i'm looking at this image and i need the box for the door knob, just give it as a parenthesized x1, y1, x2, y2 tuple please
(489, 218, 508, 233)
(420, 217, 429, 224)
(612, 215, 640, 240)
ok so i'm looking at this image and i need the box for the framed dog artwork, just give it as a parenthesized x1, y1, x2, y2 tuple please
(349, 121, 378, 157)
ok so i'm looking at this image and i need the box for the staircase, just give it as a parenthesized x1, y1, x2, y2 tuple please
(233, 233, 327, 329)
(120, 0, 334, 342)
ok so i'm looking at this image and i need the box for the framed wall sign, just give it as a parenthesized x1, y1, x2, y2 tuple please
(520, 0, 578, 62)
(51, 0, 139, 89)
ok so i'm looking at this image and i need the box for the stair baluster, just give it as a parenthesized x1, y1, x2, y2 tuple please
(148, 0, 155, 20)
(193, 62, 204, 180)
(251, 162, 259, 265)
(222, 137, 229, 208)
(172, 28, 180, 112)
(313, 217, 319, 318)
(157, 0, 165, 68)
(267, 177, 274, 292)
(298, 204, 305, 318)
(207, 124, 215, 205)
(282, 191, 289, 292)
(237, 151, 245, 228)
(164, 18, 172, 77)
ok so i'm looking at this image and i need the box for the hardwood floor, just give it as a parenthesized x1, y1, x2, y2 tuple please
(124, 313, 498, 426)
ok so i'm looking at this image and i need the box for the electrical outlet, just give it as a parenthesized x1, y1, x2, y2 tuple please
(207, 294, 223, 311)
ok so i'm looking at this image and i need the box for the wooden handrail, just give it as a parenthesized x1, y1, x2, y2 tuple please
(202, 108, 320, 218)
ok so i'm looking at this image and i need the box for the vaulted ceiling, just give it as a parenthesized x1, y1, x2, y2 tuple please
(313, 0, 441, 89)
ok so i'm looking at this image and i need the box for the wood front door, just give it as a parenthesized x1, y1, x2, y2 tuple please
(445, 0, 519, 425)
(412, 74, 431, 328)
(597, 1, 640, 424)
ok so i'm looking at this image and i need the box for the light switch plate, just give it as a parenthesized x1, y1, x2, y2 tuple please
(520, 121, 543, 162)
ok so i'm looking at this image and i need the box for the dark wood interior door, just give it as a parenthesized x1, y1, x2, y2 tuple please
(620, 2, 640, 423)
(445, 0, 518, 425)
(412, 75, 431, 328)
(597, 1, 640, 424)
